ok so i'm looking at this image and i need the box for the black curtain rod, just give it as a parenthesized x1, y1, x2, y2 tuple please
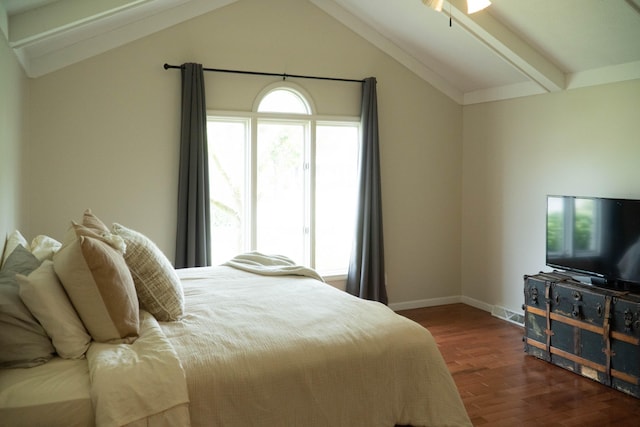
(163, 63, 364, 83)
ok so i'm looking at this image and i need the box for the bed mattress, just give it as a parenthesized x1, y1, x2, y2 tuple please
(161, 266, 471, 427)
(0, 357, 93, 427)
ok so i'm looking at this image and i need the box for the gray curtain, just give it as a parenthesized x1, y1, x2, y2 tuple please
(175, 63, 211, 268)
(346, 77, 388, 304)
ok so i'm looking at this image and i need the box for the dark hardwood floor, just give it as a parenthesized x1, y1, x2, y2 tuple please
(398, 304, 640, 427)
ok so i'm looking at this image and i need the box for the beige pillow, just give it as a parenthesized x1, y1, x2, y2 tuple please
(53, 224, 139, 344)
(112, 223, 184, 321)
(83, 208, 110, 234)
(18, 260, 91, 359)
(77, 210, 126, 253)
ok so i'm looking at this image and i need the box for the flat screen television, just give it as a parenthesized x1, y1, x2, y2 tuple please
(546, 195, 640, 292)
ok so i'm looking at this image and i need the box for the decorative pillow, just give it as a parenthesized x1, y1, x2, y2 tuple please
(0, 246, 54, 368)
(79, 210, 126, 253)
(112, 223, 184, 321)
(17, 260, 91, 359)
(30, 235, 62, 261)
(1, 230, 29, 268)
(82, 208, 110, 234)
(53, 224, 139, 344)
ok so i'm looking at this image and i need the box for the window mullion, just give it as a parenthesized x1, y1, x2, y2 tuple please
(249, 116, 258, 251)
(308, 120, 316, 268)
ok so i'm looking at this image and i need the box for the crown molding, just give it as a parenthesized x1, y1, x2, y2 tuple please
(463, 81, 547, 105)
(567, 61, 640, 90)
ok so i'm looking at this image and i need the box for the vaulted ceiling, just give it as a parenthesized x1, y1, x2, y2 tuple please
(1, 0, 639, 104)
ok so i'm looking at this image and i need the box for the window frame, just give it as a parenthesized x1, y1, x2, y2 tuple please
(207, 84, 360, 277)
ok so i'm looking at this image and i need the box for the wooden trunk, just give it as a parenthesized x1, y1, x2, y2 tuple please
(523, 272, 640, 398)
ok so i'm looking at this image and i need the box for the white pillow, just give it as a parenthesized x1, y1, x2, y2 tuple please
(30, 235, 62, 261)
(17, 260, 91, 359)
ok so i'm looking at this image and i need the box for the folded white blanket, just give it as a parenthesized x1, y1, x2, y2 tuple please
(87, 311, 190, 427)
(223, 251, 324, 282)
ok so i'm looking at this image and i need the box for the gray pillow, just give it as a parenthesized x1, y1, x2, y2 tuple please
(0, 245, 55, 368)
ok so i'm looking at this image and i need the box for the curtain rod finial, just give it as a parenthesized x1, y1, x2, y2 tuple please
(163, 63, 170, 70)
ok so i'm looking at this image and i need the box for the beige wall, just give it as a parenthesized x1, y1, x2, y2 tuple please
(462, 80, 640, 314)
(11, 0, 639, 312)
(0, 30, 27, 251)
(24, 0, 463, 305)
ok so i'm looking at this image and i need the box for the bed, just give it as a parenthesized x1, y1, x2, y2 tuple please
(0, 212, 471, 427)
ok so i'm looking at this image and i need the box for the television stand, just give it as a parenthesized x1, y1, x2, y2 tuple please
(588, 275, 608, 287)
(554, 270, 640, 294)
(523, 272, 640, 398)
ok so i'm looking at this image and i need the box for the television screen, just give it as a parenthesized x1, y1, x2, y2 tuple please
(546, 195, 640, 289)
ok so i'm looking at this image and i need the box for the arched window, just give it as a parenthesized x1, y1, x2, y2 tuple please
(207, 83, 359, 278)
(257, 88, 311, 114)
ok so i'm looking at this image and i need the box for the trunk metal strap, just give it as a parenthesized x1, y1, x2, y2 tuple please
(602, 296, 614, 386)
(544, 282, 553, 361)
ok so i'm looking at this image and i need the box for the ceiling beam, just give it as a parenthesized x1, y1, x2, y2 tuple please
(7, 0, 145, 42)
(8, 0, 239, 78)
(313, 0, 566, 104)
(447, 0, 565, 93)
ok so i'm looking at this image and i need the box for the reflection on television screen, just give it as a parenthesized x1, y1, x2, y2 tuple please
(546, 195, 640, 289)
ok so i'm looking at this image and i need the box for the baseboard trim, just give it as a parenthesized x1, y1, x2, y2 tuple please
(391, 295, 524, 327)
(460, 296, 493, 313)
(389, 296, 463, 312)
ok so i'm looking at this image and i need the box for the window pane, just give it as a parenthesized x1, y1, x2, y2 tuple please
(315, 124, 359, 273)
(207, 120, 247, 264)
(258, 89, 309, 114)
(256, 122, 306, 263)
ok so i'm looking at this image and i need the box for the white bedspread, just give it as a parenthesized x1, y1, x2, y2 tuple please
(87, 310, 190, 427)
(162, 266, 471, 427)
